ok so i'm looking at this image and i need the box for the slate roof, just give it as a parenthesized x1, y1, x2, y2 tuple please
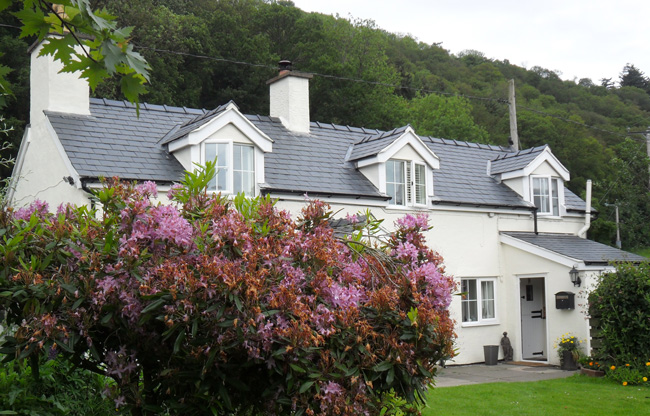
(46, 98, 589, 210)
(348, 125, 411, 161)
(47, 98, 203, 182)
(490, 146, 547, 175)
(422, 137, 530, 208)
(503, 232, 647, 265)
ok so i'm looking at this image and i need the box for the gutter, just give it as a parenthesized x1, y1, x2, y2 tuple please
(261, 187, 390, 201)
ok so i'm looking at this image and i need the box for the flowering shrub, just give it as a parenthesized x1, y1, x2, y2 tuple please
(0, 164, 456, 415)
(602, 361, 650, 386)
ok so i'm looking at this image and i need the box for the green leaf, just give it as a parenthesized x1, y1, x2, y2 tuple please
(100, 312, 113, 324)
(173, 330, 185, 354)
(298, 380, 314, 394)
(289, 363, 306, 373)
(120, 72, 148, 106)
(13, 7, 49, 38)
(372, 361, 393, 372)
(141, 297, 167, 314)
(0, 0, 12, 13)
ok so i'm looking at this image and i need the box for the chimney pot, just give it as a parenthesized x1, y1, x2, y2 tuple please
(278, 60, 293, 72)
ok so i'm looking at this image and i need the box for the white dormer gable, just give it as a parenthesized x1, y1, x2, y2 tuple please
(496, 146, 569, 182)
(355, 126, 440, 169)
(491, 146, 570, 216)
(351, 126, 439, 208)
(167, 103, 273, 196)
(167, 102, 273, 153)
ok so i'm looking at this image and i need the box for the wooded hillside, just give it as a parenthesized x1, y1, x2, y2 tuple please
(2, 0, 649, 249)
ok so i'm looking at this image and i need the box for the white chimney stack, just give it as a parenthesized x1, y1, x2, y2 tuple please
(29, 37, 90, 125)
(267, 61, 312, 134)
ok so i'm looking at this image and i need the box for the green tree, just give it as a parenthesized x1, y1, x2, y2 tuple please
(408, 93, 488, 141)
(619, 63, 648, 91)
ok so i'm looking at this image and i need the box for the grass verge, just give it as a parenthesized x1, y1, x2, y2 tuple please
(423, 374, 649, 416)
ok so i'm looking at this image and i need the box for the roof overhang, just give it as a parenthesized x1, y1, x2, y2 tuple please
(356, 126, 440, 169)
(500, 233, 586, 269)
(168, 103, 273, 153)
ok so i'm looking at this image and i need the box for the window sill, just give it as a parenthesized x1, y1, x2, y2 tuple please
(385, 204, 430, 210)
(460, 320, 500, 328)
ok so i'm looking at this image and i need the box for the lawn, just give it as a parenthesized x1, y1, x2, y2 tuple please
(423, 375, 649, 416)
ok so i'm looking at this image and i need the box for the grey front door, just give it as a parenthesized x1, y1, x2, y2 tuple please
(520, 277, 547, 360)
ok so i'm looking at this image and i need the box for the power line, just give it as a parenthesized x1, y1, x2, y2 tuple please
(135, 45, 646, 141)
(132, 44, 509, 105)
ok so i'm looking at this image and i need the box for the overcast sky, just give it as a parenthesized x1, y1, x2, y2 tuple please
(291, 0, 650, 84)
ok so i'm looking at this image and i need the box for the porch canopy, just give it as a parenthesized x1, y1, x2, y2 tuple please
(501, 232, 646, 266)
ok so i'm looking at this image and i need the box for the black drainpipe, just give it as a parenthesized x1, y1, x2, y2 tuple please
(80, 179, 96, 210)
(533, 208, 538, 235)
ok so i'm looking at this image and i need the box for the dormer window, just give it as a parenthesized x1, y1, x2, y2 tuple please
(532, 176, 560, 216)
(386, 160, 427, 206)
(205, 142, 255, 196)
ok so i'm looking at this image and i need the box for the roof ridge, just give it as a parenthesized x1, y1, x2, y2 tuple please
(491, 144, 548, 161)
(89, 97, 207, 115)
(426, 136, 510, 152)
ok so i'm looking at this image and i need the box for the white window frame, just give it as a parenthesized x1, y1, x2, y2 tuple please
(385, 159, 428, 207)
(460, 277, 498, 326)
(203, 141, 256, 196)
(531, 175, 561, 216)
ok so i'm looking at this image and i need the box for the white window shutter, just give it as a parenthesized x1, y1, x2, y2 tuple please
(406, 163, 412, 204)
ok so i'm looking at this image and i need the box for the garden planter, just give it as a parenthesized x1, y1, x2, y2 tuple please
(581, 368, 605, 377)
(561, 350, 578, 370)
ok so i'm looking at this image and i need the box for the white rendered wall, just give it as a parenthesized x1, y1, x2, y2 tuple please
(269, 75, 310, 133)
(11, 123, 89, 209)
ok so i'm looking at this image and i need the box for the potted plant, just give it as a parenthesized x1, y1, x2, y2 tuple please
(555, 333, 583, 370)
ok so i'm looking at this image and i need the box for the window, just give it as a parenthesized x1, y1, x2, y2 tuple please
(386, 160, 406, 205)
(204, 143, 255, 196)
(386, 160, 427, 206)
(461, 278, 497, 325)
(532, 176, 560, 216)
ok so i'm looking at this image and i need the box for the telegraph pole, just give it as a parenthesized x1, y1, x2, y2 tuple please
(605, 203, 622, 249)
(646, 127, 650, 190)
(508, 79, 519, 151)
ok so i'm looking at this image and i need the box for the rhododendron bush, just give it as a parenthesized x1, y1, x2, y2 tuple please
(0, 165, 456, 416)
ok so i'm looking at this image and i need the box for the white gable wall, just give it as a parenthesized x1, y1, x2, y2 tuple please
(531, 161, 561, 176)
(391, 144, 424, 162)
(11, 122, 89, 209)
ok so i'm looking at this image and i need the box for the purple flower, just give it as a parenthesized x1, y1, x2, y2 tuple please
(13, 200, 49, 221)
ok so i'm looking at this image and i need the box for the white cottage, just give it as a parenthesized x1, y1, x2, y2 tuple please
(11, 40, 645, 365)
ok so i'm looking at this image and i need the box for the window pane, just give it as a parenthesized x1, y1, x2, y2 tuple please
(233, 145, 255, 195)
(395, 184, 405, 205)
(386, 160, 406, 205)
(395, 161, 405, 182)
(551, 179, 559, 216)
(415, 164, 426, 204)
(387, 183, 396, 204)
(386, 160, 394, 181)
(533, 177, 550, 213)
(481, 280, 495, 319)
(461, 279, 478, 322)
